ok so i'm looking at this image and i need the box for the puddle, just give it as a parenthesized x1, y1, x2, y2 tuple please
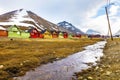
(14, 41, 106, 80)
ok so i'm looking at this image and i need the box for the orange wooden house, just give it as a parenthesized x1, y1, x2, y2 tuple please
(0, 26, 8, 37)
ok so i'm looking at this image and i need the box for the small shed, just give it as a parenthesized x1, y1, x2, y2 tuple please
(43, 30, 52, 39)
(0, 26, 8, 37)
(8, 25, 21, 38)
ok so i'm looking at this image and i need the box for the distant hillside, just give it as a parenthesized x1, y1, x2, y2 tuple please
(114, 29, 120, 36)
(57, 21, 84, 34)
(86, 29, 101, 35)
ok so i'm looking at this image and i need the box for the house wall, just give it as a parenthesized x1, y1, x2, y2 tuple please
(43, 31, 52, 39)
(44, 34, 52, 39)
(21, 32, 30, 38)
(58, 32, 64, 38)
(0, 30, 8, 37)
(52, 32, 58, 38)
(63, 32, 68, 38)
(8, 31, 21, 38)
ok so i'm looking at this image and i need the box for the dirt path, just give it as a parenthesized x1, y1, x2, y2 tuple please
(76, 39, 120, 80)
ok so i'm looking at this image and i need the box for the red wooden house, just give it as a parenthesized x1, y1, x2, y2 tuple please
(29, 28, 43, 38)
(39, 33, 44, 38)
(63, 32, 68, 38)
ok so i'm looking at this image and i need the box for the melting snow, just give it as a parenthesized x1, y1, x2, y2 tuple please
(0, 22, 34, 27)
(0, 26, 6, 30)
(9, 9, 34, 22)
(0, 9, 45, 30)
(14, 41, 106, 80)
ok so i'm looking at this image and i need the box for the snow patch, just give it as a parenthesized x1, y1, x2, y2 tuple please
(9, 9, 34, 22)
(0, 9, 45, 31)
(0, 26, 6, 30)
(0, 22, 34, 27)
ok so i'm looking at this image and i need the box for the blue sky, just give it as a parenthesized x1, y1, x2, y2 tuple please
(0, 0, 120, 35)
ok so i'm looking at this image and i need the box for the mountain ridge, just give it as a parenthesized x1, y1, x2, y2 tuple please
(57, 21, 84, 34)
(86, 29, 101, 35)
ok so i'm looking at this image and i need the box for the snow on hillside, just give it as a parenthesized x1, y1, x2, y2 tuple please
(0, 26, 6, 30)
(0, 9, 44, 30)
(58, 21, 84, 34)
(9, 9, 34, 22)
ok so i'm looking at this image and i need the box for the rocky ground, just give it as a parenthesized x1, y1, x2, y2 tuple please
(76, 38, 120, 80)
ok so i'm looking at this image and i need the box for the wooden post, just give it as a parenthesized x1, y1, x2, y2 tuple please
(105, 6, 113, 40)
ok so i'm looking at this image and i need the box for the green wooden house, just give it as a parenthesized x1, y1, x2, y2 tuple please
(8, 25, 30, 38)
(58, 32, 64, 38)
(68, 33, 73, 39)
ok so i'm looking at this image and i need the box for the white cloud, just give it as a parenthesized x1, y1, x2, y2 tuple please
(109, 5, 119, 16)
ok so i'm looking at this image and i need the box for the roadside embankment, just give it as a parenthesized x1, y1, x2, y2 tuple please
(76, 38, 120, 80)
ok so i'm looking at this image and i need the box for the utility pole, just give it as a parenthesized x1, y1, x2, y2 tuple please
(105, 6, 113, 40)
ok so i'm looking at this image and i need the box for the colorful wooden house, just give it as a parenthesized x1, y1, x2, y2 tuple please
(0, 26, 8, 37)
(63, 32, 68, 38)
(68, 33, 73, 38)
(43, 30, 52, 39)
(8, 25, 22, 38)
(58, 32, 64, 38)
(39, 33, 44, 38)
(29, 28, 39, 38)
(29, 28, 44, 38)
(8, 25, 30, 38)
(51, 31, 58, 38)
(19, 27, 30, 38)
(21, 31, 30, 38)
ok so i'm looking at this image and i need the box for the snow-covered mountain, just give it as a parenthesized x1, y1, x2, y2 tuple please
(57, 21, 84, 34)
(114, 30, 120, 36)
(86, 29, 101, 35)
(0, 9, 65, 32)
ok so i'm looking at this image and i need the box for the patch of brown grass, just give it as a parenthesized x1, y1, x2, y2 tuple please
(0, 38, 101, 80)
(76, 38, 120, 80)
